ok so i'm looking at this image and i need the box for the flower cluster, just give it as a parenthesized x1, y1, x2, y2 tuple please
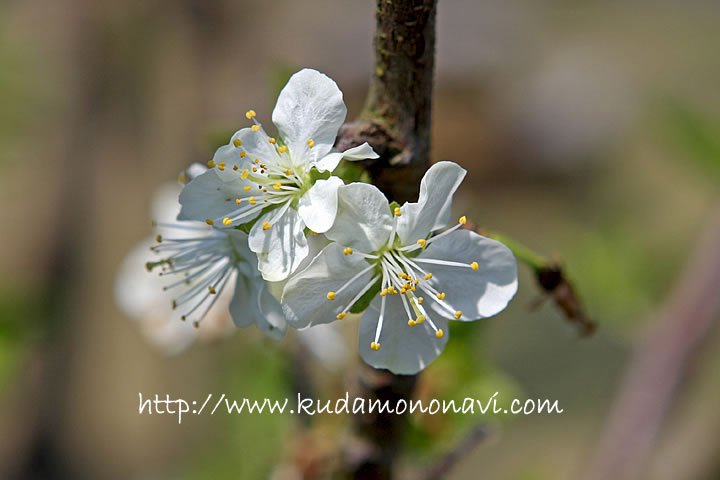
(124, 68, 518, 374)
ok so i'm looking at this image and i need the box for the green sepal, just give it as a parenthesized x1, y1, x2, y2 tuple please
(350, 277, 382, 314)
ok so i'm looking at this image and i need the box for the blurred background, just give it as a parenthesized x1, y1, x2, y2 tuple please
(2, 0, 720, 479)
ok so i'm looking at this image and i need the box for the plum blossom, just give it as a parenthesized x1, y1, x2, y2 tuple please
(115, 182, 236, 353)
(178, 68, 378, 281)
(281, 162, 518, 374)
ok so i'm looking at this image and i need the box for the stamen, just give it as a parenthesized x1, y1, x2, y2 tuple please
(454, 310, 462, 319)
(245, 110, 256, 119)
(436, 329, 445, 338)
(470, 261, 479, 271)
(277, 145, 288, 153)
(394, 207, 402, 217)
(207, 160, 216, 168)
(222, 217, 232, 226)
(417, 239, 426, 247)
(327, 292, 336, 300)
(336, 312, 347, 320)
(262, 221, 271, 230)
(206, 219, 214, 225)
(307, 139, 315, 148)
(233, 139, 242, 147)
(251, 125, 260, 132)
(343, 247, 353, 255)
(268, 138, 276, 144)
(459, 216, 467, 224)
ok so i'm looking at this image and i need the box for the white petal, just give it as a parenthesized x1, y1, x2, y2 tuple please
(282, 243, 378, 329)
(358, 296, 448, 375)
(253, 281, 288, 341)
(232, 125, 284, 166)
(229, 274, 254, 328)
(249, 207, 309, 281)
(297, 176, 343, 233)
(295, 323, 349, 371)
(396, 161, 466, 245)
(420, 229, 518, 320)
(271, 69, 347, 166)
(313, 142, 379, 173)
(325, 183, 393, 254)
(229, 264, 287, 340)
(150, 183, 182, 223)
(177, 168, 252, 222)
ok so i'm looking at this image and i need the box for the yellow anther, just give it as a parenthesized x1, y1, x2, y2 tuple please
(417, 238, 427, 247)
(218, 165, 225, 171)
(249, 199, 256, 205)
(236, 198, 242, 204)
(307, 139, 315, 148)
(273, 182, 282, 191)
(436, 292, 446, 300)
(245, 110, 256, 119)
(327, 292, 336, 300)
(435, 329, 445, 339)
(408, 319, 417, 326)
(380, 289, 388, 297)
(240, 169, 249, 179)
(278, 145, 288, 153)
(470, 261, 479, 271)
(268, 137, 276, 144)
(207, 159, 216, 168)
(418, 297, 424, 305)
(454, 310, 462, 319)
(264, 199, 268, 203)
(222, 217, 232, 226)
(414, 279, 419, 285)
(416, 315, 426, 324)
(232, 139, 242, 147)
(251, 125, 260, 132)
(243, 186, 252, 191)
(239, 151, 247, 158)
(424, 273, 433, 280)
(343, 247, 353, 255)
(370, 342, 381, 351)
(252, 167, 258, 172)
(155, 234, 162, 243)
(254, 159, 260, 164)
(336, 312, 347, 320)
(171, 300, 177, 310)
(233, 165, 238, 171)
(208, 286, 216, 294)
(459, 216, 467, 225)
(262, 221, 271, 231)
(286, 169, 294, 175)
(206, 219, 214, 225)
(218, 162, 226, 168)
(394, 207, 402, 217)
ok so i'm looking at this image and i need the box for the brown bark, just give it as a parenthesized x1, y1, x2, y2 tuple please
(335, 1, 438, 478)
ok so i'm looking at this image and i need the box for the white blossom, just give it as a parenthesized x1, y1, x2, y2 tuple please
(281, 162, 518, 374)
(177, 69, 378, 281)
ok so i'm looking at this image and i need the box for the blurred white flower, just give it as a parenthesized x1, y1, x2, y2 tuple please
(177, 68, 378, 281)
(282, 162, 518, 375)
(115, 183, 236, 354)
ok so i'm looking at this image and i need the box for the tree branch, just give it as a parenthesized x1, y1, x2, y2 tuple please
(585, 204, 720, 480)
(335, 1, 438, 478)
